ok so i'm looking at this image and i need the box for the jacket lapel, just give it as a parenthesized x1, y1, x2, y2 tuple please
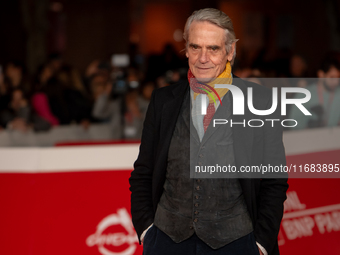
(153, 81, 189, 211)
(158, 81, 189, 162)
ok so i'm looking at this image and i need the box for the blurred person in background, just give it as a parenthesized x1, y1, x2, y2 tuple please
(0, 88, 30, 132)
(0, 61, 51, 132)
(83, 60, 101, 90)
(31, 63, 63, 126)
(91, 73, 123, 139)
(145, 43, 185, 81)
(47, 53, 92, 126)
(287, 54, 309, 91)
(155, 75, 169, 88)
(124, 89, 143, 140)
(0, 61, 30, 119)
(32, 54, 92, 127)
(123, 89, 139, 139)
(138, 81, 155, 117)
(160, 43, 183, 74)
(83, 60, 111, 92)
(57, 64, 92, 127)
(141, 81, 155, 102)
(3, 61, 31, 95)
(0, 65, 8, 118)
(0, 87, 51, 132)
(289, 52, 340, 129)
(278, 54, 310, 117)
(123, 81, 155, 140)
(289, 54, 308, 78)
(166, 69, 181, 86)
(127, 67, 143, 88)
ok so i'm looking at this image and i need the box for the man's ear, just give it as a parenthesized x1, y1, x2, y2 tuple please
(227, 42, 236, 62)
(186, 50, 189, 58)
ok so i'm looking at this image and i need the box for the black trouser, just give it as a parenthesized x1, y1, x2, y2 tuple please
(143, 225, 260, 255)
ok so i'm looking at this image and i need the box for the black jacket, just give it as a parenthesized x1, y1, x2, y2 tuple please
(129, 77, 288, 255)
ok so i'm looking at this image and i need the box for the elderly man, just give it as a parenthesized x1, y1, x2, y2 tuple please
(130, 8, 288, 255)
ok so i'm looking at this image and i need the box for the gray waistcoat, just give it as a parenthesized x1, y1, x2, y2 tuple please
(154, 89, 253, 249)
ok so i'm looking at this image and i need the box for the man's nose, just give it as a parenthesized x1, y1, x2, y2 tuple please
(199, 49, 209, 63)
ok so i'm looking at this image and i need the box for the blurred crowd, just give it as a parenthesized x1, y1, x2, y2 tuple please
(0, 44, 188, 140)
(1, 45, 340, 140)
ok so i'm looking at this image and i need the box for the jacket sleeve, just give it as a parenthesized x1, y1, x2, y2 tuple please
(129, 90, 157, 243)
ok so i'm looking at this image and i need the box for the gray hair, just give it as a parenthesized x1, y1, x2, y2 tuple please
(183, 8, 238, 65)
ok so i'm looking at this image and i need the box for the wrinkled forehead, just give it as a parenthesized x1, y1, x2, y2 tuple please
(188, 21, 226, 45)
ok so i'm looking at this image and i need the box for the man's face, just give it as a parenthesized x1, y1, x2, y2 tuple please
(186, 21, 234, 82)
